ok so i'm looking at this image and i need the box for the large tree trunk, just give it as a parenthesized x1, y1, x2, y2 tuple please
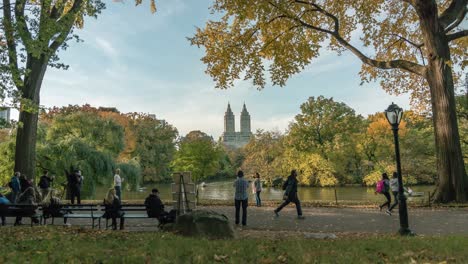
(14, 55, 48, 181)
(417, 1, 468, 203)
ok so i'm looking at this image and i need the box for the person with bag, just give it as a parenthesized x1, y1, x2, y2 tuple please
(375, 173, 391, 215)
(9, 172, 21, 203)
(274, 170, 304, 219)
(103, 188, 125, 230)
(38, 170, 54, 199)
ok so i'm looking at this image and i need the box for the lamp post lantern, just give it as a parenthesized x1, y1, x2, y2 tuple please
(385, 102, 412, 236)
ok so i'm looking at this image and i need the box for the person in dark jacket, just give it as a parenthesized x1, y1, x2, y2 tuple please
(68, 169, 82, 204)
(38, 170, 54, 199)
(376, 173, 391, 214)
(103, 188, 124, 230)
(19, 175, 32, 193)
(274, 170, 304, 219)
(144, 188, 176, 225)
(144, 188, 164, 218)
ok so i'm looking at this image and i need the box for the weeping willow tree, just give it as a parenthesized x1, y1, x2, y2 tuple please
(0, 0, 156, 181)
(34, 111, 140, 198)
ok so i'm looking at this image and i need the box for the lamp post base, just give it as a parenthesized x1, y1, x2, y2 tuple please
(399, 228, 415, 236)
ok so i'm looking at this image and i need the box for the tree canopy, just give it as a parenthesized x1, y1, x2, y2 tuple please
(191, 0, 468, 202)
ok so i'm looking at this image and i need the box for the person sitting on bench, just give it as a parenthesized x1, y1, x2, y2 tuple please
(144, 188, 176, 225)
(103, 188, 124, 230)
(0, 193, 11, 226)
(42, 190, 64, 221)
(15, 187, 40, 225)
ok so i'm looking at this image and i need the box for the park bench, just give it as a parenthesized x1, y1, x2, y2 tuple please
(61, 204, 102, 229)
(0, 204, 40, 227)
(101, 204, 160, 229)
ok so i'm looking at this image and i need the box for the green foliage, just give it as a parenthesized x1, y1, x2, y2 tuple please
(116, 161, 141, 191)
(239, 96, 439, 187)
(242, 130, 285, 184)
(0, 133, 15, 186)
(282, 149, 337, 187)
(2, 227, 468, 263)
(171, 131, 222, 183)
(130, 115, 178, 182)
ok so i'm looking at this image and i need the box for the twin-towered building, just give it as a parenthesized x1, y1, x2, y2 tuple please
(221, 103, 253, 148)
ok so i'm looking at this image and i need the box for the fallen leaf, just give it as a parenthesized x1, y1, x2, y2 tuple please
(277, 255, 287, 263)
(214, 254, 228, 262)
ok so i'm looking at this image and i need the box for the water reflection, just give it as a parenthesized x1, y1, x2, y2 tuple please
(93, 180, 434, 202)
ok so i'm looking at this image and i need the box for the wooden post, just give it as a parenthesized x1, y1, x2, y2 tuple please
(334, 188, 338, 206)
(428, 191, 431, 207)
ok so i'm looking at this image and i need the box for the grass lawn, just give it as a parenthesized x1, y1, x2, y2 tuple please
(0, 226, 466, 263)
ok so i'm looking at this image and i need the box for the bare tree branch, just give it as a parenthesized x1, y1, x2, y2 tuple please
(447, 30, 468, 41)
(439, 0, 468, 30)
(2, 0, 23, 89)
(333, 34, 426, 76)
(278, 1, 427, 76)
(444, 8, 467, 33)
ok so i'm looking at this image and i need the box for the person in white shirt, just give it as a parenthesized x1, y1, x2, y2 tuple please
(388, 172, 399, 214)
(254, 173, 262, 207)
(114, 168, 123, 201)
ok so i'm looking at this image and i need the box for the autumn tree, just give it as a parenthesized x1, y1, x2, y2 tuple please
(171, 130, 221, 184)
(191, 0, 468, 202)
(242, 130, 285, 184)
(128, 114, 178, 182)
(288, 96, 363, 182)
(0, 0, 156, 181)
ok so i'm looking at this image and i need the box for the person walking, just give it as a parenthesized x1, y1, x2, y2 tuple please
(274, 170, 304, 219)
(103, 188, 125, 230)
(233, 170, 249, 226)
(9, 172, 21, 203)
(69, 169, 82, 204)
(254, 173, 262, 207)
(38, 170, 54, 199)
(114, 168, 123, 201)
(376, 173, 391, 215)
(388, 172, 399, 215)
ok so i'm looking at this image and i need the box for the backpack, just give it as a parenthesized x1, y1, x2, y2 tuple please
(376, 180, 385, 193)
(282, 178, 289, 190)
(38, 177, 48, 189)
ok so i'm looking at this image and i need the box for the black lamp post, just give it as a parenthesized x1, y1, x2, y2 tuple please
(385, 102, 412, 236)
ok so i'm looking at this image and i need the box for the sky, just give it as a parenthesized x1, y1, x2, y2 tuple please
(18, 0, 412, 138)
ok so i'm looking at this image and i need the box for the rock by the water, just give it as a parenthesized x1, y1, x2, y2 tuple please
(171, 210, 234, 239)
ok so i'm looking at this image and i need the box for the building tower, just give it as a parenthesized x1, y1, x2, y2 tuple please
(240, 103, 251, 134)
(224, 103, 235, 133)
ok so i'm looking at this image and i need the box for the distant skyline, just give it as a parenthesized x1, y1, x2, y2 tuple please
(10, 0, 411, 139)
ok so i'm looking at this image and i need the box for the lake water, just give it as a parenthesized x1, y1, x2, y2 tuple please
(93, 180, 435, 203)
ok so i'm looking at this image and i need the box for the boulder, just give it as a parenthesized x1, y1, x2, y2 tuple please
(170, 210, 234, 239)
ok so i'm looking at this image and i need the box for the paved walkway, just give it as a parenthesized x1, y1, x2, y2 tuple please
(2, 206, 467, 235)
(211, 206, 468, 235)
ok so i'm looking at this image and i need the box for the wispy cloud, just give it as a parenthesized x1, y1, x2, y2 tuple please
(95, 37, 118, 59)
